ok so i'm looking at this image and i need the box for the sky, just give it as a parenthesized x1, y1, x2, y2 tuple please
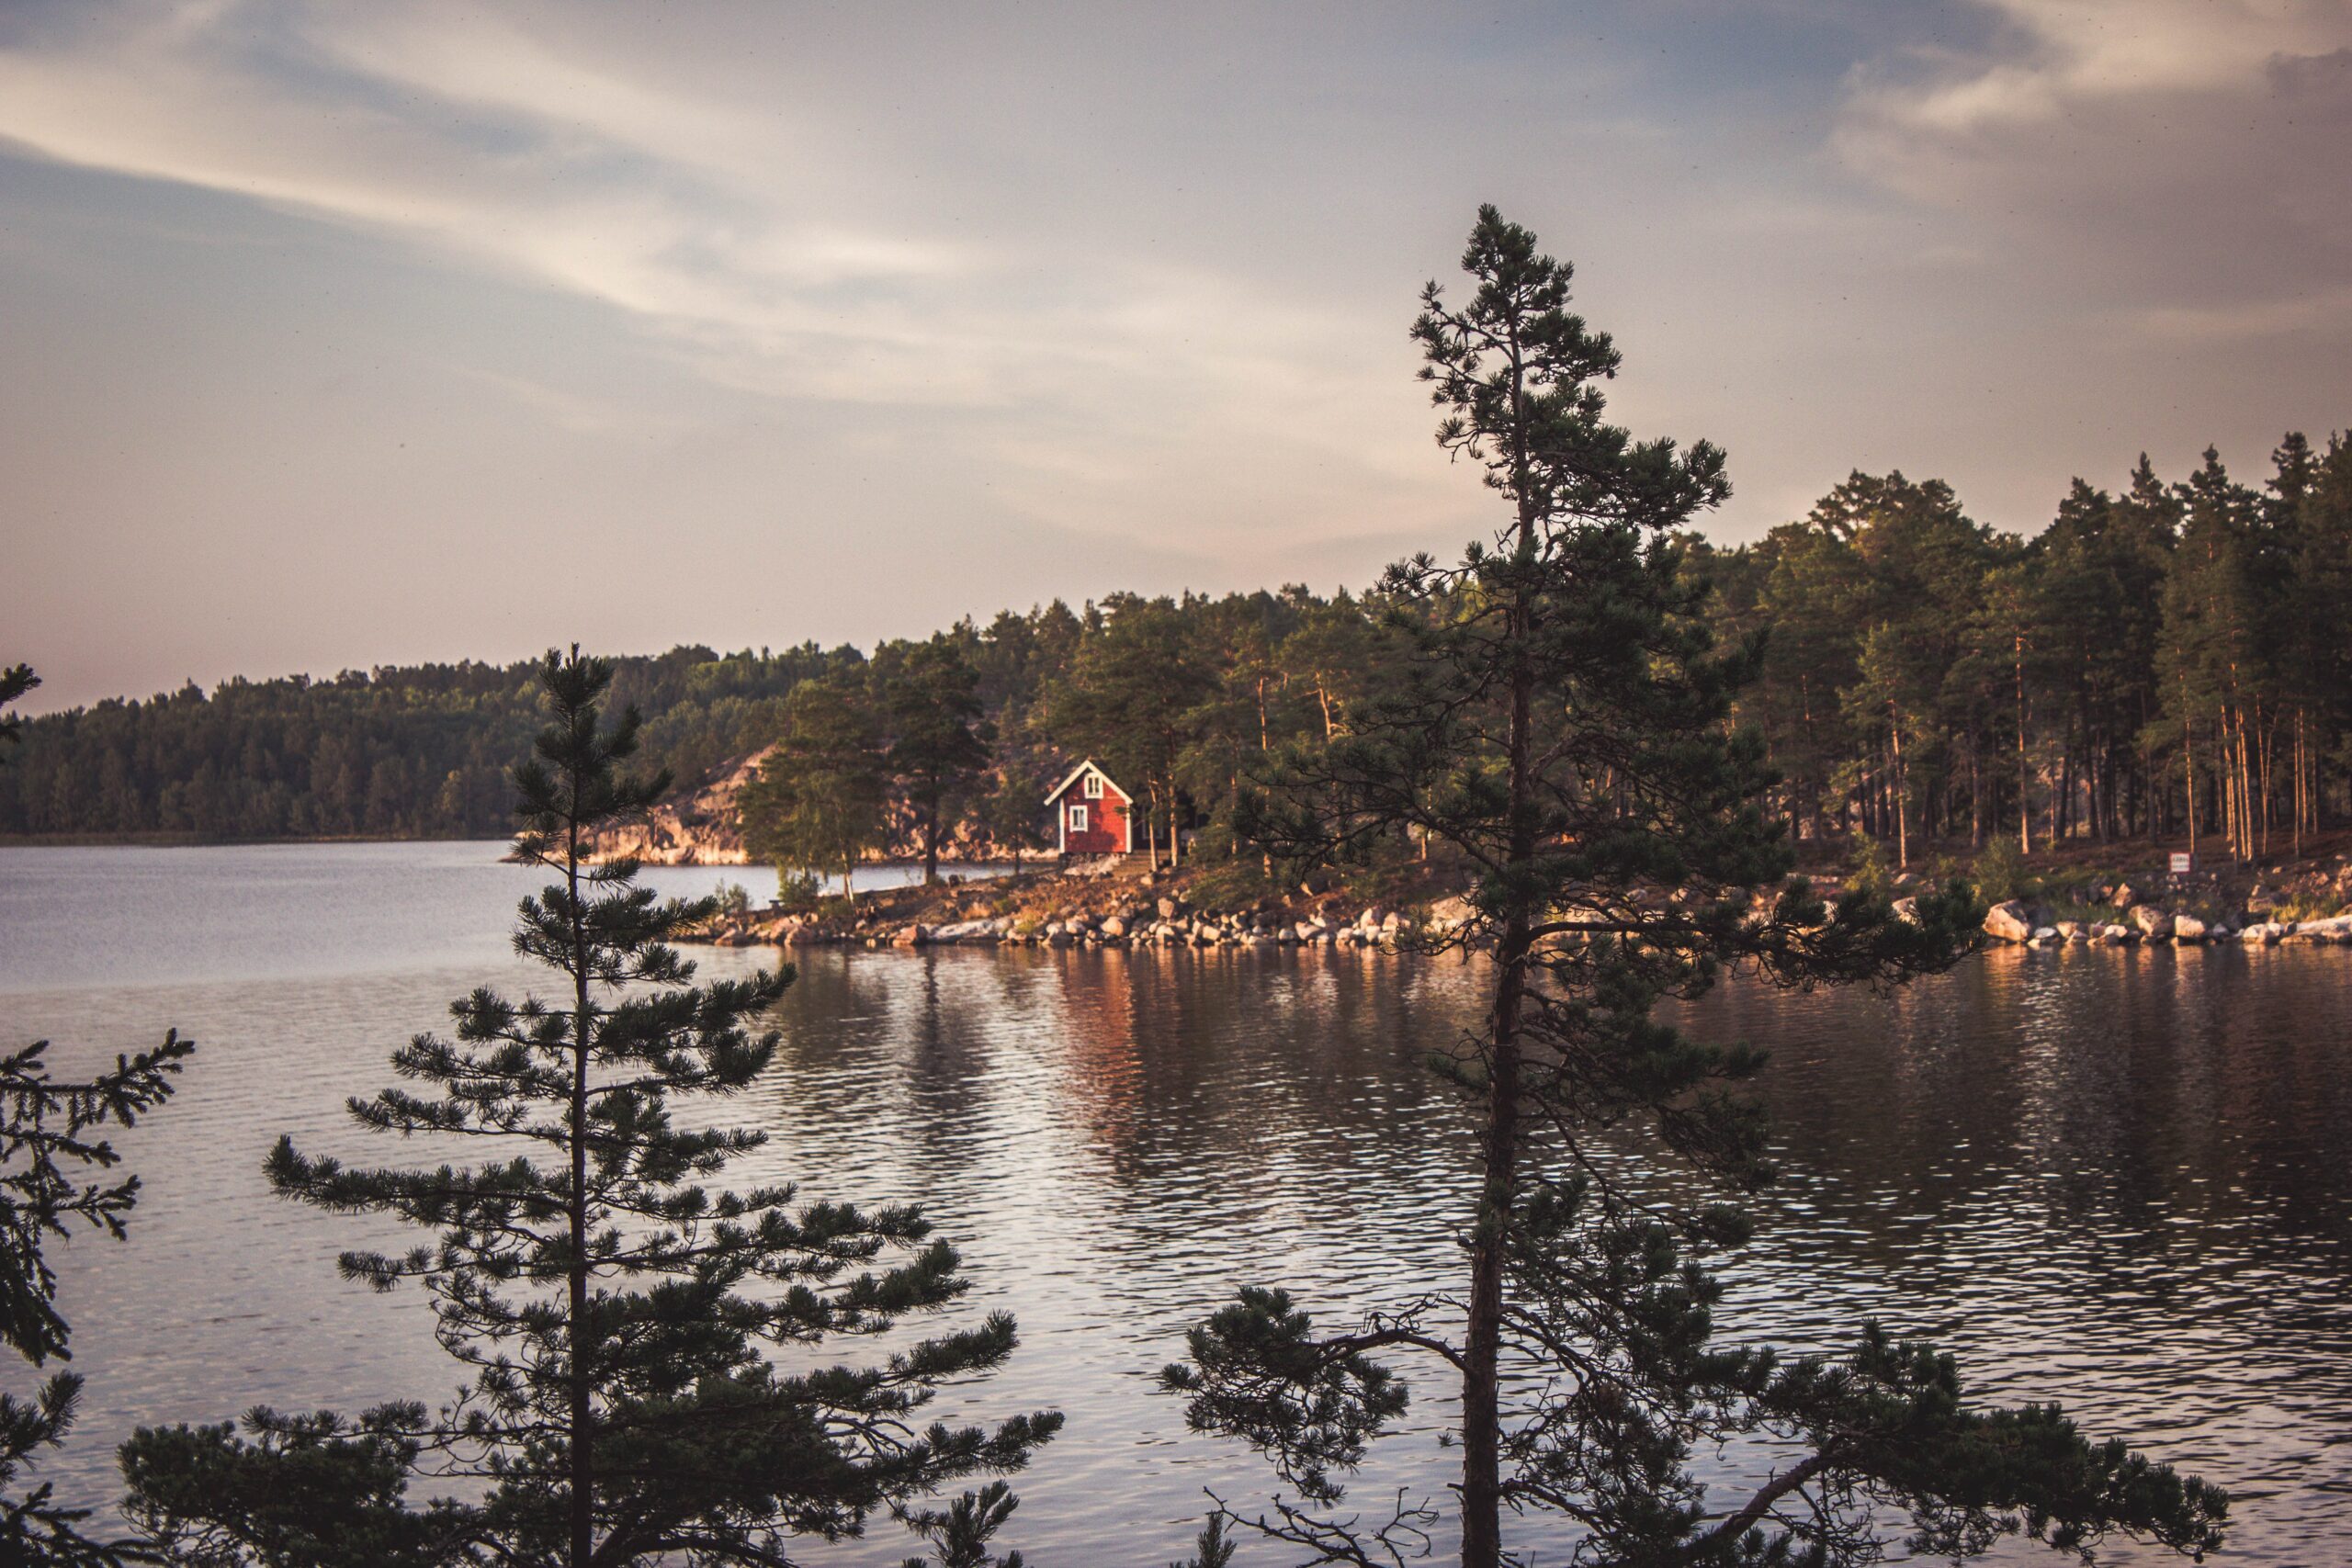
(4, 0, 2347, 712)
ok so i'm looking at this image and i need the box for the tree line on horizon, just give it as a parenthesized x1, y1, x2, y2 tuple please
(6, 432, 2350, 873)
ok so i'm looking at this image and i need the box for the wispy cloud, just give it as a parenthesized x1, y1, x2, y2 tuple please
(1831, 0, 2352, 318)
(0, 0, 1411, 508)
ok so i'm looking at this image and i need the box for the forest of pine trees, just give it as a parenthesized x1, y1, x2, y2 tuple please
(1699, 434, 2352, 863)
(6, 433, 2349, 867)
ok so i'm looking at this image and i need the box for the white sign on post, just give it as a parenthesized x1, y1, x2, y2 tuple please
(2169, 852, 2194, 875)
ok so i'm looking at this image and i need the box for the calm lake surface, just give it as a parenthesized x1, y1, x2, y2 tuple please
(2, 842, 2347, 1565)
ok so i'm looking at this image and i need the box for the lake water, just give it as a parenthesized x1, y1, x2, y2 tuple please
(1, 843, 2346, 1565)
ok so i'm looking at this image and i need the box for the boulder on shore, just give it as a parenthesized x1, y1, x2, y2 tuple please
(1984, 900, 2033, 942)
(2130, 905, 2175, 939)
(2172, 915, 2208, 942)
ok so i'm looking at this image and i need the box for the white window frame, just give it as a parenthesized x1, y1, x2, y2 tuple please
(1082, 772, 1104, 799)
(1069, 803, 1089, 833)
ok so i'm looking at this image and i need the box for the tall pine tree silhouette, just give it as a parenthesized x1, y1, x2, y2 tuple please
(1170, 209, 2226, 1568)
(255, 647, 1057, 1565)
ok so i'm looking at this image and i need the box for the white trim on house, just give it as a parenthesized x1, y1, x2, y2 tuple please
(1043, 758, 1127, 807)
(1069, 803, 1089, 833)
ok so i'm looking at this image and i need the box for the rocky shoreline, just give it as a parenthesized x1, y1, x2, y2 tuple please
(678, 854, 2352, 956)
(691, 882, 1478, 953)
(1977, 895, 2352, 947)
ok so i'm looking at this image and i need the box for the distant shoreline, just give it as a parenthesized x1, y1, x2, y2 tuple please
(0, 834, 1023, 873)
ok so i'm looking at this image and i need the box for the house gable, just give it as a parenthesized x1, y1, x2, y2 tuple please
(1043, 758, 1131, 808)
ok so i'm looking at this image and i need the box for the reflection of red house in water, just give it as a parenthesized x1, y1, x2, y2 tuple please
(1044, 759, 1134, 856)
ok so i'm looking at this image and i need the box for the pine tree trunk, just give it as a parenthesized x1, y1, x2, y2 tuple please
(2182, 672, 2198, 863)
(1969, 746, 1983, 849)
(1889, 705, 1907, 869)
(1463, 612, 1532, 1568)
(2256, 713, 2272, 860)
(1462, 360, 1543, 1568)
(2016, 635, 2031, 856)
(566, 799, 595, 1568)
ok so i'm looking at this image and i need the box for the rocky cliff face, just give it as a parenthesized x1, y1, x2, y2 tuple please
(585, 750, 769, 864)
(584, 749, 1035, 866)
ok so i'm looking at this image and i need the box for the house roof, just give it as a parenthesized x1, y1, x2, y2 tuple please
(1043, 758, 1128, 806)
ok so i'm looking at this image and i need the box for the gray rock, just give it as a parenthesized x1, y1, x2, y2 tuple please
(2172, 915, 2208, 942)
(1984, 900, 2034, 942)
(2129, 905, 2174, 939)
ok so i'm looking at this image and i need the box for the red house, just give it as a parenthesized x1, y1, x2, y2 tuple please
(1044, 759, 1134, 856)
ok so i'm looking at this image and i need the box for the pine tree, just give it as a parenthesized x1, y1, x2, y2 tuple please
(2157, 451, 2270, 859)
(0, 664, 36, 750)
(0, 662, 195, 1565)
(877, 639, 995, 885)
(978, 756, 1053, 874)
(141, 649, 1057, 1566)
(740, 672, 889, 902)
(1171, 208, 2225, 1568)
(0, 1032, 194, 1565)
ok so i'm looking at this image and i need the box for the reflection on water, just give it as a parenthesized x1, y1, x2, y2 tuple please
(1, 846, 2346, 1563)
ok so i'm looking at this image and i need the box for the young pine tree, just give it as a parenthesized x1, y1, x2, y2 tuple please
(1170, 209, 2225, 1568)
(236, 649, 1055, 1566)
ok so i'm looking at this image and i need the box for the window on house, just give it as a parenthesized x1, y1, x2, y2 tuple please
(1069, 804, 1089, 832)
(1082, 773, 1103, 798)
